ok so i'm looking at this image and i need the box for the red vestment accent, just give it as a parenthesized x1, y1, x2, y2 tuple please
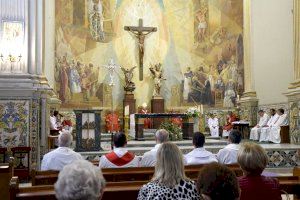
(105, 151, 135, 166)
(223, 114, 237, 130)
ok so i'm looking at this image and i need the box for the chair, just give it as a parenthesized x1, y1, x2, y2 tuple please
(0, 147, 7, 163)
(11, 147, 31, 181)
(48, 135, 59, 150)
(0, 157, 14, 199)
(280, 125, 290, 143)
(105, 113, 120, 132)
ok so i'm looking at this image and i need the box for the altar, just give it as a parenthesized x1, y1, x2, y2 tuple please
(134, 113, 193, 140)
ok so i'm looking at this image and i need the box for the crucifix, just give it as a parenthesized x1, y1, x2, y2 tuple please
(124, 18, 157, 81)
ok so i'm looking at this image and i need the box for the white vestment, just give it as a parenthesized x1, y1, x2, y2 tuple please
(249, 113, 269, 140)
(208, 117, 219, 137)
(184, 148, 217, 165)
(216, 143, 240, 164)
(268, 114, 288, 143)
(50, 116, 58, 130)
(99, 147, 139, 168)
(259, 114, 279, 142)
(41, 147, 83, 171)
(140, 144, 161, 167)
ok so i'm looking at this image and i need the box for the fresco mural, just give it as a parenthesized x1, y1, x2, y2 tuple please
(55, 0, 244, 109)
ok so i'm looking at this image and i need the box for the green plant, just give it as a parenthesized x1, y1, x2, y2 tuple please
(159, 121, 182, 141)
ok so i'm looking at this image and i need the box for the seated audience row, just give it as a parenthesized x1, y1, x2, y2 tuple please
(54, 141, 280, 200)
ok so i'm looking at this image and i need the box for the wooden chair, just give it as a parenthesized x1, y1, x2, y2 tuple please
(105, 113, 120, 132)
(0, 147, 7, 163)
(11, 147, 31, 181)
(0, 157, 14, 200)
(47, 135, 59, 150)
(280, 125, 290, 143)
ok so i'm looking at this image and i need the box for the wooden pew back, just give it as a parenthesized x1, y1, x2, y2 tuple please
(0, 157, 14, 200)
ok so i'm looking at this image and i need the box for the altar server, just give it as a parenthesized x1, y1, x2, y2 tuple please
(259, 109, 279, 142)
(50, 110, 60, 130)
(249, 110, 269, 141)
(222, 111, 238, 137)
(184, 132, 217, 165)
(217, 130, 241, 164)
(41, 130, 82, 171)
(99, 132, 139, 168)
(268, 109, 288, 143)
(208, 113, 219, 137)
(140, 129, 169, 167)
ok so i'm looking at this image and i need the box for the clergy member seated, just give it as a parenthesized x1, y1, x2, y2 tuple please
(268, 108, 288, 143)
(140, 129, 169, 167)
(249, 110, 269, 141)
(184, 132, 217, 165)
(41, 130, 83, 171)
(138, 142, 199, 200)
(55, 160, 106, 200)
(238, 142, 281, 200)
(222, 111, 238, 137)
(217, 129, 241, 164)
(207, 113, 219, 137)
(259, 108, 279, 142)
(99, 132, 139, 168)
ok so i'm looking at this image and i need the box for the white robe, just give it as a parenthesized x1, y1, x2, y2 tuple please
(259, 114, 279, 142)
(184, 148, 217, 165)
(50, 116, 58, 130)
(140, 144, 161, 167)
(249, 113, 269, 140)
(99, 147, 139, 168)
(208, 117, 219, 137)
(41, 147, 83, 171)
(216, 143, 240, 164)
(268, 114, 288, 143)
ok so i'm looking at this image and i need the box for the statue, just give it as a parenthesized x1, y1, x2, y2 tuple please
(121, 66, 137, 93)
(149, 63, 166, 97)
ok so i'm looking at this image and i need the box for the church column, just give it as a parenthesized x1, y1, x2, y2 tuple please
(239, 0, 258, 126)
(36, 0, 44, 76)
(285, 0, 300, 143)
(28, 0, 37, 74)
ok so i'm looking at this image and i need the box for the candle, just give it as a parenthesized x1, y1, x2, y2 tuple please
(237, 95, 240, 101)
(201, 104, 204, 114)
(125, 105, 129, 116)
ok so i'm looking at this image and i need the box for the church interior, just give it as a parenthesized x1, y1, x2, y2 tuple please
(0, 0, 300, 199)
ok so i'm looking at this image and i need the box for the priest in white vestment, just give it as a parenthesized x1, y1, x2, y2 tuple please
(268, 109, 288, 144)
(99, 132, 139, 168)
(50, 110, 60, 130)
(208, 113, 219, 137)
(140, 129, 169, 167)
(249, 110, 269, 140)
(259, 109, 279, 142)
(41, 130, 82, 171)
(217, 130, 241, 164)
(184, 132, 217, 165)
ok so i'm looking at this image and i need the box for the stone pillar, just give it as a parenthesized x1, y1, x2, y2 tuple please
(239, 0, 258, 126)
(285, 0, 300, 143)
(28, 0, 37, 74)
(36, 0, 44, 76)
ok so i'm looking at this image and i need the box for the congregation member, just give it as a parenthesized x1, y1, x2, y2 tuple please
(55, 160, 106, 200)
(140, 129, 169, 167)
(249, 110, 269, 141)
(138, 142, 199, 200)
(268, 108, 288, 143)
(196, 163, 240, 200)
(216, 130, 241, 164)
(207, 113, 219, 137)
(99, 132, 139, 168)
(238, 142, 281, 200)
(259, 108, 279, 142)
(41, 130, 82, 171)
(222, 111, 238, 137)
(185, 132, 217, 165)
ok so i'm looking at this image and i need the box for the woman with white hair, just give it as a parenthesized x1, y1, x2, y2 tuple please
(55, 160, 106, 200)
(138, 142, 199, 200)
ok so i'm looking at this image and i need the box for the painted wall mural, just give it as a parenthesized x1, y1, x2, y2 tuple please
(0, 100, 29, 147)
(55, 0, 244, 109)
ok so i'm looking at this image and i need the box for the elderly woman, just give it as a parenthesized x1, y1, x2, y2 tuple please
(197, 163, 240, 200)
(138, 142, 199, 200)
(55, 160, 106, 200)
(237, 142, 281, 200)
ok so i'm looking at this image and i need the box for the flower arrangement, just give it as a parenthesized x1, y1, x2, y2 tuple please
(186, 106, 201, 118)
(159, 121, 182, 141)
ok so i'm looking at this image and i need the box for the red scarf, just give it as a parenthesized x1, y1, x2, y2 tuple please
(105, 151, 135, 166)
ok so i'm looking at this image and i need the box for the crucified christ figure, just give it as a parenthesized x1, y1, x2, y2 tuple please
(124, 19, 157, 81)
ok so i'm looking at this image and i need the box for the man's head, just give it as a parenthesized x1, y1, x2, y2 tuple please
(277, 108, 284, 115)
(155, 129, 169, 144)
(228, 130, 242, 144)
(193, 132, 205, 148)
(53, 111, 59, 117)
(113, 132, 127, 148)
(55, 160, 106, 200)
(58, 131, 73, 148)
(270, 108, 276, 116)
(258, 110, 264, 117)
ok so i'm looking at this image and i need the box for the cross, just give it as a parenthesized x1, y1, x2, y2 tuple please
(103, 59, 120, 86)
(124, 18, 157, 81)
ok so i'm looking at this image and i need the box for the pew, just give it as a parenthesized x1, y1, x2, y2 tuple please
(31, 164, 243, 186)
(0, 157, 14, 200)
(9, 176, 300, 200)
